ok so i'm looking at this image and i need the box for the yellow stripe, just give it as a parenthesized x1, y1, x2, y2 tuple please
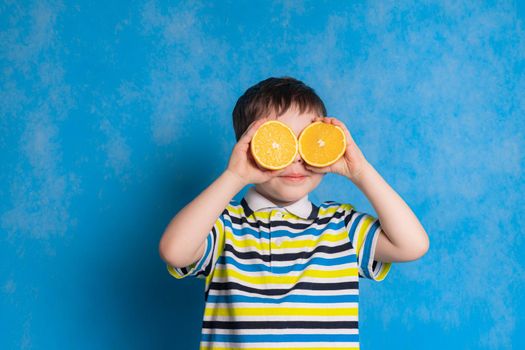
(215, 218, 226, 257)
(167, 264, 183, 279)
(204, 306, 358, 317)
(226, 204, 244, 217)
(376, 262, 391, 281)
(317, 205, 342, 217)
(338, 203, 355, 212)
(205, 347, 359, 350)
(204, 215, 227, 286)
(354, 215, 375, 257)
(214, 266, 358, 285)
(252, 211, 271, 221)
(225, 230, 349, 251)
(237, 203, 351, 223)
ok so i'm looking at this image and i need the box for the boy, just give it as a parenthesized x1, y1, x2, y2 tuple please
(159, 77, 429, 349)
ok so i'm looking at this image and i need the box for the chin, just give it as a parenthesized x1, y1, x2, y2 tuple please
(257, 175, 322, 205)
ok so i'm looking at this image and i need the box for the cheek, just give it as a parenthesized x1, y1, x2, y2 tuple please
(310, 174, 324, 186)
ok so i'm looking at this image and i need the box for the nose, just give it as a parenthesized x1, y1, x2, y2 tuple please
(293, 152, 303, 164)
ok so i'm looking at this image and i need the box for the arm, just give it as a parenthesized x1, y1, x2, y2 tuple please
(159, 117, 283, 268)
(352, 162, 430, 262)
(306, 117, 429, 263)
(158, 170, 245, 268)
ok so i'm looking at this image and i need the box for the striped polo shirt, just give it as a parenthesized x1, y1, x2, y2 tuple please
(167, 186, 392, 350)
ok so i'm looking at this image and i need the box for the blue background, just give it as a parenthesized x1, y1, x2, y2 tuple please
(1, 1, 524, 349)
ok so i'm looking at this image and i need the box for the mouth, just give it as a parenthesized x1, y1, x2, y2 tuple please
(279, 174, 308, 183)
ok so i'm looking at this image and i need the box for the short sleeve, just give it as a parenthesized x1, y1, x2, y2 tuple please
(343, 204, 392, 281)
(166, 207, 228, 280)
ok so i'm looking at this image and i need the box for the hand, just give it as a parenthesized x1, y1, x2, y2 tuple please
(305, 117, 370, 183)
(226, 117, 285, 186)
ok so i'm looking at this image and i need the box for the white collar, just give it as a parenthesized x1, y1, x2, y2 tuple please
(241, 186, 318, 220)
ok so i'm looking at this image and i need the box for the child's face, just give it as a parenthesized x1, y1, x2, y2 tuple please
(254, 105, 324, 206)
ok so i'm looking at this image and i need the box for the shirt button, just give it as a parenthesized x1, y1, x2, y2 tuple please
(275, 212, 283, 219)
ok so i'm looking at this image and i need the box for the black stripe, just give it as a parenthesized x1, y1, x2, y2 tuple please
(223, 241, 352, 263)
(308, 203, 320, 220)
(229, 215, 267, 229)
(316, 210, 344, 224)
(202, 320, 358, 330)
(230, 215, 316, 230)
(208, 281, 358, 296)
(228, 209, 345, 229)
(202, 226, 218, 278)
(344, 209, 355, 227)
(240, 198, 254, 217)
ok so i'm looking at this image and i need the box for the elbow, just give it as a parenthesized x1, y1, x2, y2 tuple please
(398, 233, 429, 262)
(413, 233, 430, 260)
(158, 236, 180, 267)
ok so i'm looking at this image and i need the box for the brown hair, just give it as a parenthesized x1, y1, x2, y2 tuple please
(232, 76, 327, 141)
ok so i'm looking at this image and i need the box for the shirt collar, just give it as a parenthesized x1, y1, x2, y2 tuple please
(240, 186, 319, 220)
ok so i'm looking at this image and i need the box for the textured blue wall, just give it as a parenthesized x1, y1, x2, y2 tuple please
(1, 1, 524, 349)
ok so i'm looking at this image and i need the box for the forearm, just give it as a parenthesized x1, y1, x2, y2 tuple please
(159, 169, 246, 267)
(352, 162, 429, 254)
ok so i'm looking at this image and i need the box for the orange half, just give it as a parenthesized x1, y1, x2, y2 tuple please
(298, 121, 346, 167)
(250, 120, 298, 170)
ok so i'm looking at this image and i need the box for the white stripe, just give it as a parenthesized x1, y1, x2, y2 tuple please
(225, 239, 353, 253)
(216, 262, 358, 276)
(225, 222, 346, 241)
(207, 288, 359, 298)
(229, 217, 346, 233)
(205, 302, 359, 309)
(200, 341, 360, 349)
(215, 263, 359, 276)
(203, 315, 359, 322)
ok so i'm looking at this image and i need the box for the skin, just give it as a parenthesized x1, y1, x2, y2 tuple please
(251, 107, 325, 207)
(159, 104, 429, 268)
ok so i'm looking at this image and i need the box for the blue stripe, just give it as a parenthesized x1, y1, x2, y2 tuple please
(193, 232, 213, 274)
(207, 293, 359, 304)
(226, 222, 346, 239)
(347, 213, 366, 243)
(218, 255, 356, 274)
(202, 333, 359, 343)
(360, 220, 380, 279)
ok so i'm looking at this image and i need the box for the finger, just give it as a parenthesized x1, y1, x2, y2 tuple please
(239, 118, 267, 143)
(329, 117, 347, 129)
(329, 116, 342, 124)
(329, 118, 355, 145)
